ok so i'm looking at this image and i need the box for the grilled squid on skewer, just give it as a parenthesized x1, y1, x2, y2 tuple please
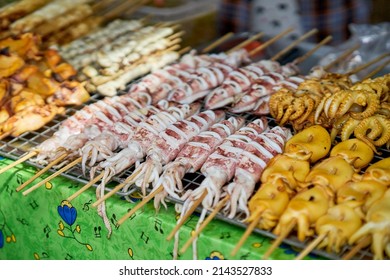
(223, 126, 291, 219)
(88, 103, 201, 178)
(204, 60, 284, 109)
(153, 116, 245, 210)
(167, 49, 250, 104)
(315, 204, 363, 253)
(31, 93, 150, 165)
(273, 185, 333, 242)
(349, 189, 390, 260)
(129, 110, 226, 196)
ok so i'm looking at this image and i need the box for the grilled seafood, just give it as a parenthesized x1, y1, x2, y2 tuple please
(301, 156, 355, 196)
(0, 104, 65, 137)
(260, 154, 310, 194)
(315, 204, 363, 253)
(273, 185, 332, 242)
(129, 110, 225, 195)
(247, 180, 291, 230)
(283, 125, 331, 163)
(360, 157, 390, 185)
(154, 116, 245, 210)
(337, 179, 387, 218)
(329, 139, 374, 170)
(340, 114, 390, 153)
(349, 189, 390, 260)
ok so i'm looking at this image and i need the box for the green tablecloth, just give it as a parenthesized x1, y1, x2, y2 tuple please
(0, 156, 320, 260)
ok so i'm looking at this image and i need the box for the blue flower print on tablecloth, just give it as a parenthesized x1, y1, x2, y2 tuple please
(57, 200, 93, 251)
(205, 251, 224, 260)
(0, 229, 4, 248)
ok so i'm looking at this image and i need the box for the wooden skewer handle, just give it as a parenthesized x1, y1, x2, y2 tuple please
(116, 185, 164, 227)
(16, 153, 68, 192)
(271, 28, 318, 61)
(294, 233, 327, 260)
(230, 208, 263, 257)
(166, 189, 208, 241)
(0, 151, 37, 175)
(202, 32, 235, 53)
(180, 195, 230, 254)
(261, 219, 296, 260)
(348, 52, 390, 75)
(249, 27, 294, 57)
(323, 43, 360, 71)
(22, 157, 82, 196)
(293, 35, 332, 65)
(67, 172, 105, 202)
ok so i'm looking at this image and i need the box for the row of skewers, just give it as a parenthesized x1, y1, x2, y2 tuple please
(0, 27, 388, 260)
(230, 125, 390, 260)
(0, 0, 149, 44)
(0, 32, 89, 139)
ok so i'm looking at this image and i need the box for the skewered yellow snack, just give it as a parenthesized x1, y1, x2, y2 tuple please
(260, 154, 310, 194)
(284, 125, 331, 163)
(300, 156, 355, 196)
(273, 185, 332, 242)
(330, 138, 374, 170)
(247, 180, 291, 230)
(349, 189, 390, 260)
(360, 157, 390, 185)
(337, 180, 387, 218)
(315, 204, 362, 253)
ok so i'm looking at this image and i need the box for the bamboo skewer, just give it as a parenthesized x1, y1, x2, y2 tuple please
(180, 194, 230, 254)
(342, 235, 372, 260)
(0, 151, 38, 175)
(248, 27, 294, 57)
(292, 35, 332, 65)
(323, 44, 360, 71)
(67, 172, 105, 202)
(202, 32, 235, 53)
(348, 52, 390, 75)
(21, 157, 82, 195)
(16, 153, 68, 192)
(227, 31, 265, 54)
(178, 46, 191, 55)
(271, 28, 318, 61)
(115, 185, 165, 227)
(167, 30, 185, 41)
(230, 208, 262, 257)
(362, 58, 390, 80)
(91, 169, 142, 207)
(166, 189, 208, 241)
(261, 219, 297, 260)
(294, 233, 327, 260)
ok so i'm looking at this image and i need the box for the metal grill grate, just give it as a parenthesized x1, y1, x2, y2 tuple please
(0, 89, 388, 261)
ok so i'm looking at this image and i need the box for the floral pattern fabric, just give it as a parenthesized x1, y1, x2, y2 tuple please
(0, 157, 321, 260)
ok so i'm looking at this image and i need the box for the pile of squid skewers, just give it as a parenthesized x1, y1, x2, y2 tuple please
(231, 124, 389, 260)
(6, 28, 389, 261)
